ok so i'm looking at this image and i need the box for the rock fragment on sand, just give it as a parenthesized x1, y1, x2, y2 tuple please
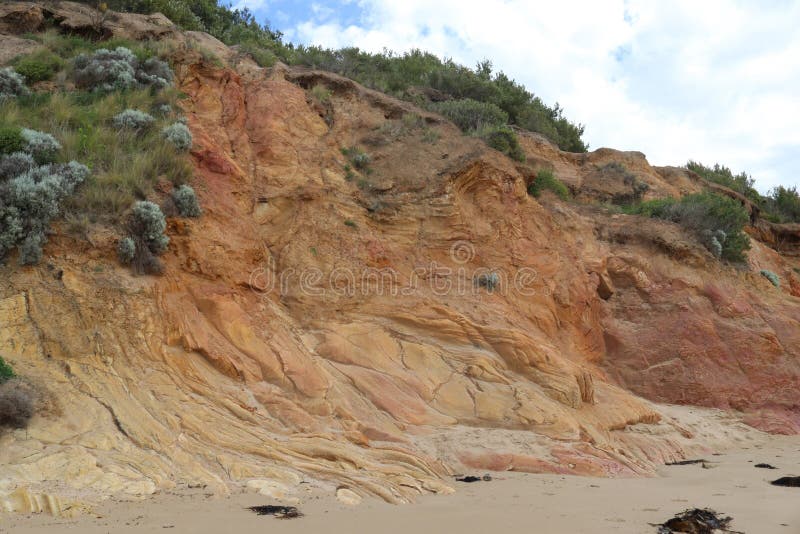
(336, 487, 362, 506)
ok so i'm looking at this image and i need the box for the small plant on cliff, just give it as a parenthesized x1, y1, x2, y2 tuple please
(475, 271, 500, 292)
(162, 122, 192, 151)
(309, 83, 332, 103)
(122, 200, 169, 274)
(0, 378, 34, 430)
(528, 168, 569, 200)
(760, 269, 780, 287)
(0, 67, 29, 100)
(117, 236, 136, 265)
(172, 184, 201, 217)
(113, 109, 156, 131)
(0, 356, 14, 382)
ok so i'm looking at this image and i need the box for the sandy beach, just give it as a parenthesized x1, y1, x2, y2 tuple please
(3, 435, 798, 534)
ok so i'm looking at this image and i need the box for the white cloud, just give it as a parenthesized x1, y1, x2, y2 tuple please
(285, 0, 800, 192)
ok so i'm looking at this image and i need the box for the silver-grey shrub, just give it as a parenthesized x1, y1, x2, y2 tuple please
(21, 128, 61, 162)
(72, 47, 173, 92)
(172, 185, 201, 217)
(0, 67, 29, 100)
(162, 122, 192, 151)
(117, 237, 136, 264)
(0, 160, 88, 264)
(760, 269, 780, 287)
(0, 152, 36, 180)
(113, 109, 156, 130)
(124, 201, 169, 275)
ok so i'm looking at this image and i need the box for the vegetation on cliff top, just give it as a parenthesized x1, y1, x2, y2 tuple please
(687, 161, 800, 224)
(78, 0, 588, 152)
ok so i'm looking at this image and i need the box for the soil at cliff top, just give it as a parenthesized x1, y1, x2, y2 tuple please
(4, 435, 799, 534)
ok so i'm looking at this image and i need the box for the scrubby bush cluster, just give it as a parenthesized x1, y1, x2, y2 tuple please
(430, 98, 507, 132)
(113, 109, 156, 130)
(0, 67, 29, 100)
(77, 1, 587, 151)
(475, 271, 500, 291)
(341, 146, 371, 171)
(172, 185, 201, 217)
(21, 128, 61, 162)
(0, 356, 32, 431)
(597, 162, 649, 204)
(119, 201, 169, 274)
(760, 269, 780, 287)
(12, 49, 65, 83)
(162, 122, 192, 151)
(0, 132, 89, 264)
(528, 169, 569, 200)
(688, 161, 800, 223)
(626, 192, 751, 262)
(72, 47, 173, 92)
(478, 125, 525, 162)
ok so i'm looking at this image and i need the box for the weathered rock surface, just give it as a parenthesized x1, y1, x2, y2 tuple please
(0, 1, 799, 516)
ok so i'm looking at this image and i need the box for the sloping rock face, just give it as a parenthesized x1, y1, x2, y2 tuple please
(1, 2, 799, 513)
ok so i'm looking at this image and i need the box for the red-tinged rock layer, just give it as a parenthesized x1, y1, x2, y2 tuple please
(0, 2, 799, 515)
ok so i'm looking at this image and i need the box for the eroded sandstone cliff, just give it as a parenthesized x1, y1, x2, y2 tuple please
(1, 2, 798, 515)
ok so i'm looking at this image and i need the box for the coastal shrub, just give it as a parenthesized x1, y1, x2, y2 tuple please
(431, 98, 507, 132)
(0, 67, 29, 99)
(0, 356, 14, 382)
(21, 128, 61, 162)
(117, 236, 136, 264)
(478, 125, 525, 161)
(0, 152, 35, 180)
(72, 47, 173, 92)
(760, 269, 780, 287)
(124, 201, 168, 274)
(0, 379, 34, 430)
(12, 50, 64, 83)
(767, 186, 800, 223)
(627, 192, 750, 262)
(309, 83, 332, 103)
(475, 271, 500, 291)
(162, 122, 192, 151)
(113, 109, 156, 130)
(0, 160, 88, 264)
(172, 184, 201, 217)
(342, 147, 371, 171)
(528, 168, 569, 200)
(154, 103, 172, 116)
(0, 126, 26, 155)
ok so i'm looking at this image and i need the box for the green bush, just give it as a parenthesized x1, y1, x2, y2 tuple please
(341, 147, 371, 171)
(767, 186, 800, 223)
(687, 161, 758, 202)
(0, 126, 26, 155)
(117, 236, 135, 264)
(0, 356, 14, 382)
(528, 168, 569, 200)
(430, 98, 508, 132)
(627, 192, 751, 262)
(12, 50, 64, 83)
(478, 125, 525, 162)
(760, 269, 780, 287)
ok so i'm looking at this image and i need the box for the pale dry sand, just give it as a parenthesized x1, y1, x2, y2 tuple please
(3, 435, 799, 534)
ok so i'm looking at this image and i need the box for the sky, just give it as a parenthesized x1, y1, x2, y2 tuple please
(236, 0, 800, 193)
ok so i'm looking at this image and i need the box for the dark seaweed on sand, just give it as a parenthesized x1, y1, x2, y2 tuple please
(247, 505, 303, 519)
(654, 508, 741, 534)
(771, 476, 800, 487)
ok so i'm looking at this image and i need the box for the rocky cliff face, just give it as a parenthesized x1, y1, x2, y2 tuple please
(1, 2, 799, 515)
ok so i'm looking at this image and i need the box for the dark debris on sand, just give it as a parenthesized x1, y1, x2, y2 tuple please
(455, 474, 492, 483)
(654, 508, 741, 533)
(754, 463, 777, 469)
(247, 505, 303, 519)
(771, 476, 800, 487)
(665, 459, 706, 466)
